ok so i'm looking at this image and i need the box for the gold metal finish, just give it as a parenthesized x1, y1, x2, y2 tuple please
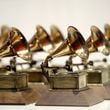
(45, 26, 88, 64)
(29, 25, 65, 53)
(49, 71, 88, 90)
(50, 25, 64, 49)
(29, 25, 52, 53)
(42, 26, 89, 88)
(86, 26, 110, 85)
(0, 72, 28, 90)
(86, 25, 109, 55)
(104, 24, 110, 53)
(0, 26, 31, 90)
(0, 27, 31, 61)
(0, 25, 10, 49)
(104, 24, 110, 42)
(28, 33, 42, 52)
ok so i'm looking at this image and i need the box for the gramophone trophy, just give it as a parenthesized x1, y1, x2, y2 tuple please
(27, 25, 64, 82)
(0, 26, 31, 91)
(0, 26, 50, 105)
(86, 26, 110, 84)
(41, 26, 88, 91)
(37, 26, 106, 106)
(25, 25, 52, 82)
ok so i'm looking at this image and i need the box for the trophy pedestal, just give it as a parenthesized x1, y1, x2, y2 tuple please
(0, 83, 48, 105)
(49, 71, 88, 91)
(0, 72, 28, 91)
(103, 84, 110, 100)
(36, 70, 104, 106)
(87, 66, 109, 84)
(36, 85, 104, 106)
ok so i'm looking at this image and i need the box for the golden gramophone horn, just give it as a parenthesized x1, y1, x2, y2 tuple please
(104, 24, 110, 43)
(45, 26, 88, 63)
(0, 25, 10, 49)
(50, 25, 64, 49)
(28, 30, 42, 52)
(86, 25, 109, 55)
(0, 27, 31, 61)
(0, 25, 12, 56)
(29, 25, 53, 53)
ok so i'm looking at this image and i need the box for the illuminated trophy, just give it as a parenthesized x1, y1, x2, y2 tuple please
(27, 25, 64, 82)
(41, 26, 88, 91)
(86, 26, 110, 84)
(0, 26, 31, 90)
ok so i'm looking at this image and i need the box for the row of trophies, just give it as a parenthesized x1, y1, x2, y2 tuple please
(0, 24, 109, 105)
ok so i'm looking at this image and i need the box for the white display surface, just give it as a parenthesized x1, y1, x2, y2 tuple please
(0, 0, 109, 109)
(0, 100, 109, 110)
